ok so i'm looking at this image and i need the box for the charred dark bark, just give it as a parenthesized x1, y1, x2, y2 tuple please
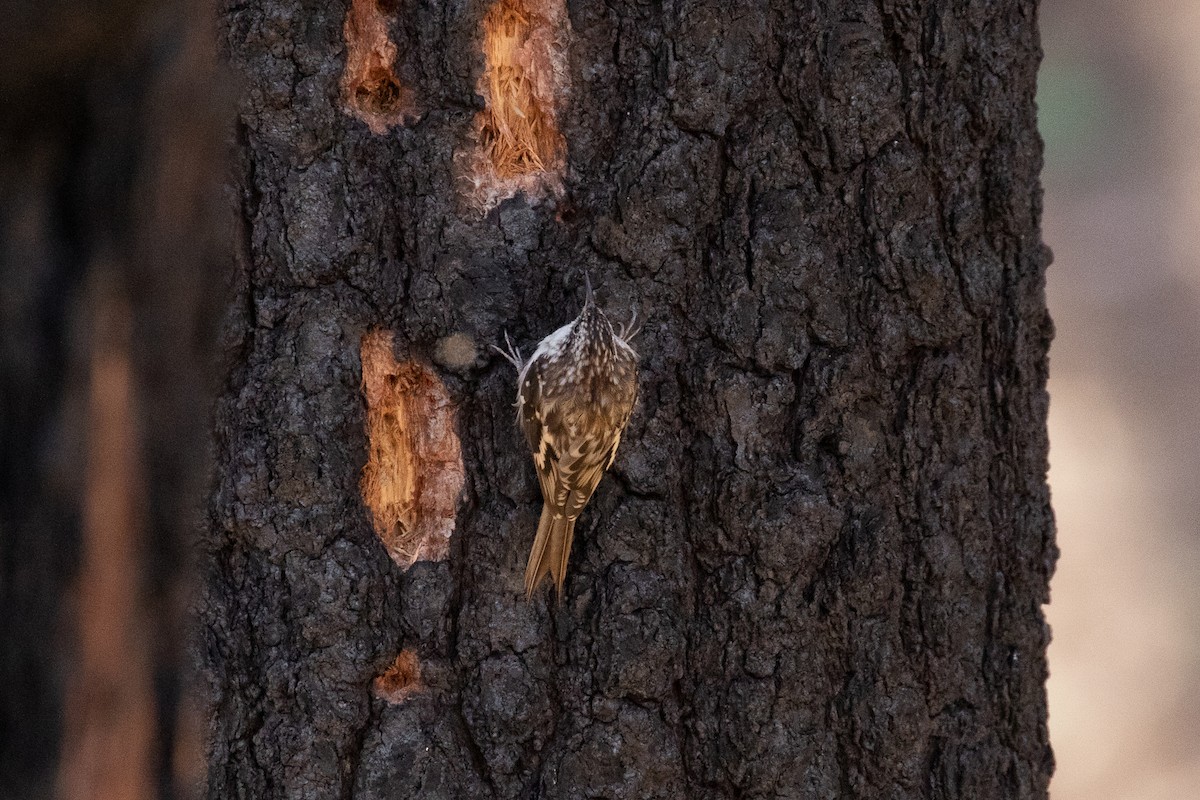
(206, 1, 1056, 798)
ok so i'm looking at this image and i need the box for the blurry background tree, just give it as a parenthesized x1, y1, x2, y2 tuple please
(6, 0, 1199, 798)
(201, 1, 1056, 798)
(0, 0, 226, 798)
(1040, 0, 1200, 797)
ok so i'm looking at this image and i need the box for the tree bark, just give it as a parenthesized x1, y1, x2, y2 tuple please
(205, 1, 1056, 798)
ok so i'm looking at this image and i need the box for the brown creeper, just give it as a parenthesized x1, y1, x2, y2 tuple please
(497, 280, 640, 599)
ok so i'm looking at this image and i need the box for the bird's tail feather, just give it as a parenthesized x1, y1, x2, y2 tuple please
(524, 506, 576, 600)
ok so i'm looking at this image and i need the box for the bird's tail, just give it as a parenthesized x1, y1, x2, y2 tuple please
(524, 506, 576, 600)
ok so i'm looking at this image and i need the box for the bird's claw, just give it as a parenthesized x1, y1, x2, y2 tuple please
(492, 330, 524, 369)
(618, 303, 643, 342)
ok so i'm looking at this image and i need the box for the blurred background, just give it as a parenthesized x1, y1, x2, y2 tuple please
(1040, 1, 1200, 797)
(1, 0, 1196, 798)
(0, 1, 225, 797)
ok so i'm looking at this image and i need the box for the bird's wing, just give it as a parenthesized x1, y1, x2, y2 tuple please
(519, 364, 563, 507)
(604, 430, 624, 471)
(605, 376, 637, 470)
(527, 400, 610, 520)
(518, 361, 544, 460)
(558, 431, 616, 520)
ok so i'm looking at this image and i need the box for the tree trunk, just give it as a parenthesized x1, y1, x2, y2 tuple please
(0, 1, 225, 797)
(205, 1, 1056, 798)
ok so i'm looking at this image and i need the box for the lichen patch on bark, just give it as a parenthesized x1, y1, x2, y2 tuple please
(341, 0, 417, 133)
(461, 0, 568, 210)
(360, 330, 463, 567)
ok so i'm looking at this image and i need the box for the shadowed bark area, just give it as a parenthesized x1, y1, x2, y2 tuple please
(205, 1, 1056, 798)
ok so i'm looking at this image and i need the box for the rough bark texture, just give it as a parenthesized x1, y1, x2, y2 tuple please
(206, 1, 1056, 798)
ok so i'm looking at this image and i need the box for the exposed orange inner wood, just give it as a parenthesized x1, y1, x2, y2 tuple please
(341, 0, 415, 133)
(464, 0, 568, 208)
(360, 330, 463, 567)
(372, 649, 423, 704)
(479, 0, 563, 177)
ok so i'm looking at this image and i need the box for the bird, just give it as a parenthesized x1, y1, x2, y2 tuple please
(496, 278, 640, 600)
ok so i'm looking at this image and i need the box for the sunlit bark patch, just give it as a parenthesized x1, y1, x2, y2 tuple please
(462, 0, 569, 210)
(372, 649, 423, 704)
(341, 0, 417, 133)
(360, 330, 463, 567)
